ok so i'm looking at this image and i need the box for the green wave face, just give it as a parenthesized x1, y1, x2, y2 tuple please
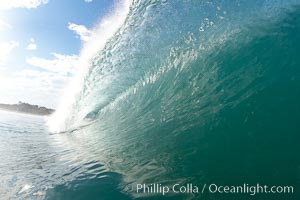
(49, 1, 300, 199)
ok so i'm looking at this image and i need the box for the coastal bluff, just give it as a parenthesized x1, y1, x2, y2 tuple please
(0, 102, 55, 116)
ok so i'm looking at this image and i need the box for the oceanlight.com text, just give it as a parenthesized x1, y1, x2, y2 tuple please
(206, 183, 294, 196)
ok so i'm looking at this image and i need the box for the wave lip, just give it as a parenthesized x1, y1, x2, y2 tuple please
(47, 0, 132, 133)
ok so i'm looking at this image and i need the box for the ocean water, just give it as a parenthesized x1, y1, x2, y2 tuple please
(2, 0, 300, 199)
(0, 110, 131, 200)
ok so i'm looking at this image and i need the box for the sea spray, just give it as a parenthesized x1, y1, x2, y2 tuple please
(48, 0, 132, 133)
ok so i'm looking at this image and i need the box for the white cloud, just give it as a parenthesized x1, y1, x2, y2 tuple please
(26, 53, 79, 75)
(27, 43, 37, 50)
(0, 70, 69, 108)
(0, 40, 19, 65)
(26, 38, 37, 50)
(0, 52, 79, 107)
(0, 0, 49, 10)
(84, 0, 93, 3)
(0, 19, 11, 31)
(68, 23, 93, 42)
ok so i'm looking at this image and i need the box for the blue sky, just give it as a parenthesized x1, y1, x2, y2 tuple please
(0, 0, 114, 108)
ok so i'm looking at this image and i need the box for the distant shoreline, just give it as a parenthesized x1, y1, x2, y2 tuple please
(0, 102, 55, 116)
